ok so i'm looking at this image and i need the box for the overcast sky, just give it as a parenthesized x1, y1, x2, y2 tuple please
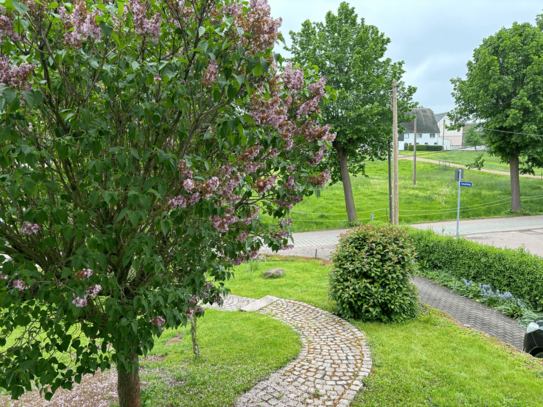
(268, 0, 543, 115)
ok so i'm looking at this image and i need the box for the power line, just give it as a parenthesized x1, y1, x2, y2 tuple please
(481, 128, 543, 138)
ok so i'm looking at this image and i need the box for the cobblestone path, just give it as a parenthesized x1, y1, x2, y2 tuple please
(211, 295, 371, 406)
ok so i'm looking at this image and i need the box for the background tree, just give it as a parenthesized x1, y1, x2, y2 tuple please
(449, 22, 543, 212)
(287, 2, 416, 222)
(0, 0, 335, 405)
(463, 127, 484, 150)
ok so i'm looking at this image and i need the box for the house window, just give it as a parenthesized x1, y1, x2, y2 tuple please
(434, 142, 438, 145)
(430, 133, 436, 138)
(424, 142, 428, 145)
(398, 134, 404, 141)
(417, 133, 422, 139)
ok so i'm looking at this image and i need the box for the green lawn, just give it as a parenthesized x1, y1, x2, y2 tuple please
(0, 309, 301, 407)
(266, 159, 543, 232)
(226, 257, 334, 311)
(138, 309, 301, 407)
(228, 257, 543, 406)
(399, 150, 527, 173)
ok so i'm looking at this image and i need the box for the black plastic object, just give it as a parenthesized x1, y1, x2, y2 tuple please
(524, 318, 543, 358)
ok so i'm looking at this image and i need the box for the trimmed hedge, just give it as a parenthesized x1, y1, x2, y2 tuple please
(408, 227, 543, 306)
(330, 224, 418, 322)
(407, 144, 443, 151)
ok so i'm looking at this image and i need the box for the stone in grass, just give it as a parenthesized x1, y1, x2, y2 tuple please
(263, 268, 285, 279)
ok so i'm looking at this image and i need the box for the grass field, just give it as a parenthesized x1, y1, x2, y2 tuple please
(227, 257, 543, 407)
(398, 150, 530, 173)
(265, 159, 543, 232)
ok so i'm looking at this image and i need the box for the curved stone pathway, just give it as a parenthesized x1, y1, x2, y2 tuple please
(208, 295, 371, 406)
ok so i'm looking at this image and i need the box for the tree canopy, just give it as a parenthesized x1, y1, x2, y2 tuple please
(0, 0, 335, 405)
(463, 127, 484, 150)
(449, 22, 543, 212)
(287, 2, 416, 221)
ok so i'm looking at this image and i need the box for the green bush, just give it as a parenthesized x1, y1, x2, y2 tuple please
(407, 144, 443, 151)
(330, 225, 419, 322)
(408, 228, 543, 307)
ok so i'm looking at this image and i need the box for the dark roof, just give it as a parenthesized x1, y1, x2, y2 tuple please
(434, 112, 447, 123)
(400, 108, 440, 134)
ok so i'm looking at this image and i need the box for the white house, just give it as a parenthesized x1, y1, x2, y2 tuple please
(398, 108, 451, 151)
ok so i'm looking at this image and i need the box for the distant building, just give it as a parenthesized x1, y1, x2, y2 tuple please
(399, 108, 451, 151)
(435, 112, 485, 150)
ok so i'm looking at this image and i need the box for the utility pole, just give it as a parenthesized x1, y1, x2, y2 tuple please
(388, 141, 392, 222)
(412, 116, 417, 185)
(442, 118, 446, 150)
(392, 81, 399, 225)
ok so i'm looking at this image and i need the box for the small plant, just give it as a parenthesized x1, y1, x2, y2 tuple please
(247, 260, 260, 273)
(330, 224, 418, 322)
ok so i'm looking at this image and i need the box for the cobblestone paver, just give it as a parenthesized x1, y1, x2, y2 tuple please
(415, 276, 525, 348)
(237, 299, 371, 407)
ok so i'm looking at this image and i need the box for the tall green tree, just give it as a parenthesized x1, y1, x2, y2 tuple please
(463, 127, 484, 150)
(287, 2, 416, 222)
(450, 22, 543, 212)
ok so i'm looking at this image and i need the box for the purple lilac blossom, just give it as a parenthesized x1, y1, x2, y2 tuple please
(150, 316, 166, 326)
(167, 195, 187, 209)
(13, 280, 26, 290)
(183, 179, 195, 191)
(0, 15, 21, 41)
(0, 57, 34, 91)
(203, 59, 218, 86)
(282, 62, 304, 91)
(128, 0, 162, 44)
(21, 221, 40, 235)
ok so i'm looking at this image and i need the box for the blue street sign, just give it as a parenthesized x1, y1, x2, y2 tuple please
(460, 182, 473, 187)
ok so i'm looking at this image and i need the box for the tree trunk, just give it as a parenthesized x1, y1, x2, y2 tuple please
(337, 146, 358, 223)
(191, 316, 200, 359)
(510, 155, 521, 212)
(117, 349, 141, 407)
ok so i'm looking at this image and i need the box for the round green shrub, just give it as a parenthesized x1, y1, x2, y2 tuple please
(330, 224, 419, 322)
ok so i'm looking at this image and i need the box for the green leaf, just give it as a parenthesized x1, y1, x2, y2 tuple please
(198, 26, 206, 37)
(160, 220, 170, 236)
(260, 58, 271, 74)
(252, 63, 263, 77)
(47, 2, 58, 9)
(3, 88, 17, 105)
(242, 114, 255, 124)
(117, 208, 129, 221)
(24, 90, 43, 108)
(90, 191, 100, 206)
(12, 0, 29, 14)
(99, 21, 113, 38)
(131, 320, 138, 334)
(128, 211, 140, 227)
(102, 191, 112, 203)
(227, 84, 237, 101)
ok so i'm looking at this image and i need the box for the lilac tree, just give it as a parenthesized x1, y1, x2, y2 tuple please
(0, 0, 335, 405)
